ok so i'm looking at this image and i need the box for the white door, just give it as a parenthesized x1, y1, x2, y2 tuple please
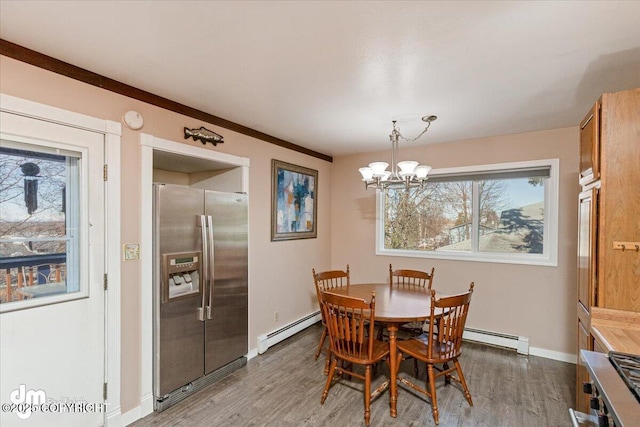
(0, 111, 106, 426)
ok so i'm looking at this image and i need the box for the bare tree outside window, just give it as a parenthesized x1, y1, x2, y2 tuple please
(383, 174, 545, 255)
(0, 146, 73, 303)
(0, 148, 67, 256)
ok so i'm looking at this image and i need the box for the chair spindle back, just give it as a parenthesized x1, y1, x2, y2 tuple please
(426, 282, 474, 360)
(320, 290, 376, 362)
(389, 264, 434, 290)
(313, 265, 350, 292)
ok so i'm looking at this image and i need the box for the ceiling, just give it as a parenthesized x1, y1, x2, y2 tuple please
(1, 1, 639, 158)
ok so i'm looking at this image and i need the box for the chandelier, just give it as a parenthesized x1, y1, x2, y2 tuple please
(358, 115, 437, 190)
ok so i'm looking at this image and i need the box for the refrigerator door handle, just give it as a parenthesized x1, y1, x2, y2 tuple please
(206, 215, 215, 320)
(197, 215, 208, 322)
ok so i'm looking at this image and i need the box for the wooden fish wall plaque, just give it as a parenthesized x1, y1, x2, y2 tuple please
(184, 126, 224, 146)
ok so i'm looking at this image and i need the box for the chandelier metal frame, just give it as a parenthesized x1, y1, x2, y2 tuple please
(359, 115, 437, 190)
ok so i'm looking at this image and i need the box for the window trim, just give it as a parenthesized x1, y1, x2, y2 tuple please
(376, 159, 559, 266)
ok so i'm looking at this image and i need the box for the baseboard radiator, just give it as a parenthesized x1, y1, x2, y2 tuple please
(257, 311, 321, 354)
(463, 327, 530, 355)
(256, 317, 528, 355)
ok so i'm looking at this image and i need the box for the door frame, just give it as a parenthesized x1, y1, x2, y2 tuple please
(138, 133, 248, 419)
(0, 93, 122, 425)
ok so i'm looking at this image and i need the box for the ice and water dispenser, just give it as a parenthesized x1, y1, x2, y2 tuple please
(161, 251, 201, 302)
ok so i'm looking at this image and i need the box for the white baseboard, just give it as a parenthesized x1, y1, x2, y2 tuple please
(140, 392, 154, 417)
(246, 348, 259, 360)
(121, 392, 154, 426)
(105, 409, 122, 427)
(120, 406, 142, 427)
(530, 346, 576, 364)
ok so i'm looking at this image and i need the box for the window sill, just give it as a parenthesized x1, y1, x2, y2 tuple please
(377, 248, 557, 267)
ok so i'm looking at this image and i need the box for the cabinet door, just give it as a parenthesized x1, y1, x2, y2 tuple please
(577, 188, 598, 311)
(597, 88, 640, 310)
(579, 102, 600, 186)
(576, 317, 591, 413)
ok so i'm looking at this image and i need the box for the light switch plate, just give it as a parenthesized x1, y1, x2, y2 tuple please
(123, 243, 140, 261)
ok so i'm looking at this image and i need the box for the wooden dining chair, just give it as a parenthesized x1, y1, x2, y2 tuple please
(312, 265, 350, 373)
(389, 264, 435, 290)
(318, 290, 390, 426)
(389, 264, 435, 336)
(395, 282, 475, 425)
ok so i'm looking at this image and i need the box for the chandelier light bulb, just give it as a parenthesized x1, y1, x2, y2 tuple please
(359, 167, 374, 180)
(369, 162, 389, 176)
(397, 161, 419, 176)
(414, 165, 432, 179)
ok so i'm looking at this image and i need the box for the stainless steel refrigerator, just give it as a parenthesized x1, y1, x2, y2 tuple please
(153, 184, 248, 411)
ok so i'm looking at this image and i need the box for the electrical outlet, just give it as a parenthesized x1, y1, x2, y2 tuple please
(275, 311, 279, 322)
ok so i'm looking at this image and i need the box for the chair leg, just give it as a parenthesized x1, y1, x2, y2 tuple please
(315, 326, 327, 360)
(364, 365, 371, 426)
(427, 364, 439, 425)
(321, 358, 338, 404)
(454, 359, 473, 406)
(324, 348, 332, 376)
(443, 361, 451, 384)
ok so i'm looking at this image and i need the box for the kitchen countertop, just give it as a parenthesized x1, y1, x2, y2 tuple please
(590, 307, 640, 355)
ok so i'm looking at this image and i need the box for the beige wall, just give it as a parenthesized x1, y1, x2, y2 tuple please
(0, 56, 332, 413)
(331, 127, 580, 355)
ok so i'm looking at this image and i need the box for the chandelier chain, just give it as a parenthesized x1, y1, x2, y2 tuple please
(396, 120, 433, 143)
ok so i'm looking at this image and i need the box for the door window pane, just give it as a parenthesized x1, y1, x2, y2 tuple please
(0, 143, 80, 306)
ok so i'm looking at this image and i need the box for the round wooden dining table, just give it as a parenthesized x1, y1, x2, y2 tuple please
(327, 282, 435, 417)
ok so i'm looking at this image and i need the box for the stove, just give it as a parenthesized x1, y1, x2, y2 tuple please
(571, 350, 640, 427)
(608, 351, 640, 404)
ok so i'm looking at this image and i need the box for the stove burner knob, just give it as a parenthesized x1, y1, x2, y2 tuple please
(597, 413, 608, 427)
(590, 396, 600, 410)
(582, 382, 593, 394)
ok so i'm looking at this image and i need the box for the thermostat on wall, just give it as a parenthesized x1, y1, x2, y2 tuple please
(123, 110, 144, 130)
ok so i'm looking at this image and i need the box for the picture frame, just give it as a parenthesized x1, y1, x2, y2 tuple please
(271, 159, 318, 241)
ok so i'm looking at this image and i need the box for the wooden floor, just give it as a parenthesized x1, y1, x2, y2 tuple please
(131, 323, 575, 426)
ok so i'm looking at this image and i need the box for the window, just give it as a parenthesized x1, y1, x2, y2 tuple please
(0, 141, 85, 309)
(378, 159, 559, 265)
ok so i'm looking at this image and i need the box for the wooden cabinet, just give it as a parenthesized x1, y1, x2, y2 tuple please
(579, 102, 600, 186)
(592, 337, 606, 354)
(576, 307, 592, 413)
(577, 187, 598, 312)
(597, 89, 640, 310)
(575, 88, 640, 412)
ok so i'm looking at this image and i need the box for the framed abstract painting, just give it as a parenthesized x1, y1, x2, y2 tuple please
(271, 159, 318, 241)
